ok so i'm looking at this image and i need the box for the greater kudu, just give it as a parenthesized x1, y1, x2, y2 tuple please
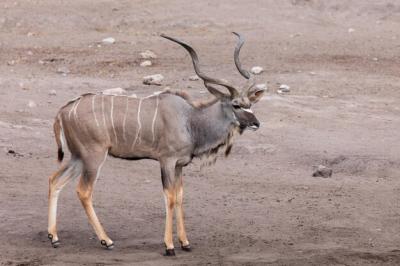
(47, 33, 266, 256)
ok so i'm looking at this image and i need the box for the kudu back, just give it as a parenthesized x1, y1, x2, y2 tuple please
(47, 33, 266, 256)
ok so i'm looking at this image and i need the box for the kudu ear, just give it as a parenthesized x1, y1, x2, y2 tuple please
(204, 82, 231, 100)
(248, 87, 265, 103)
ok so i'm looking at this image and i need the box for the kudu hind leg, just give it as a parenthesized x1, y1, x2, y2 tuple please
(174, 166, 190, 251)
(48, 159, 82, 247)
(76, 151, 114, 249)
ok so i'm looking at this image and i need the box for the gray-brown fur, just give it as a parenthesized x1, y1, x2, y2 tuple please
(56, 91, 241, 165)
(47, 33, 266, 255)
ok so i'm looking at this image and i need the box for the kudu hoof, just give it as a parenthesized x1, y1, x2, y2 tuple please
(181, 244, 192, 252)
(51, 240, 60, 248)
(100, 240, 114, 250)
(164, 248, 176, 256)
(48, 234, 60, 248)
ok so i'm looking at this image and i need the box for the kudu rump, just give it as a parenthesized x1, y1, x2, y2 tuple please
(47, 33, 265, 256)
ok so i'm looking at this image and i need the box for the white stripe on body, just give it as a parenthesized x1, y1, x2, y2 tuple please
(92, 95, 100, 128)
(101, 94, 106, 128)
(110, 96, 118, 145)
(122, 96, 129, 141)
(73, 97, 82, 121)
(151, 95, 159, 143)
(101, 94, 111, 140)
(68, 99, 79, 120)
(59, 118, 66, 151)
(130, 98, 143, 150)
(94, 150, 108, 185)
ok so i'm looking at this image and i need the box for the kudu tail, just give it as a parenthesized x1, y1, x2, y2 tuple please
(53, 115, 65, 162)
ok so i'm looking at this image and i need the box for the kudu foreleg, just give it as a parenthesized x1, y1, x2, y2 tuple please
(161, 160, 178, 256)
(174, 166, 191, 251)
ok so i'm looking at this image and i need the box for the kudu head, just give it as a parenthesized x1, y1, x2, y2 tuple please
(161, 32, 265, 131)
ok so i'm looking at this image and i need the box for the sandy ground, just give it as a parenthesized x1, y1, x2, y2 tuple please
(1, 0, 400, 265)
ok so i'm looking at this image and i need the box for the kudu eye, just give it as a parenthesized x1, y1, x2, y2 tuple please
(232, 103, 241, 109)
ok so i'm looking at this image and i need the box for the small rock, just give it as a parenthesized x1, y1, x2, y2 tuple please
(103, 87, 127, 95)
(277, 84, 290, 94)
(289, 33, 301, 38)
(372, 57, 378, 61)
(255, 83, 267, 91)
(140, 60, 152, 67)
(7, 60, 16, 66)
(56, 66, 70, 75)
(251, 66, 264, 75)
(102, 37, 115, 44)
(28, 100, 37, 108)
(309, 71, 316, 75)
(140, 50, 157, 59)
(188, 75, 200, 81)
(7, 149, 23, 157)
(312, 165, 333, 178)
(348, 28, 355, 33)
(48, 90, 57, 96)
(279, 84, 290, 91)
(143, 74, 164, 86)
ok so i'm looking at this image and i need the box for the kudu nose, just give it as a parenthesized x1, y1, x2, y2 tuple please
(249, 120, 260, 130)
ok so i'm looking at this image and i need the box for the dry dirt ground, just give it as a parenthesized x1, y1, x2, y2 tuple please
(1, 0, 400, 265)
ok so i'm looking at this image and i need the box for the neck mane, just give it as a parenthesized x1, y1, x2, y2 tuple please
(163, 88, 218, 109)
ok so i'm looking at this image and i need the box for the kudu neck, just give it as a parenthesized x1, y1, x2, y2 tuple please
(189, 101, 236, 156)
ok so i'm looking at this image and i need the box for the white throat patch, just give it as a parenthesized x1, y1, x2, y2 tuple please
(241, 107, 253, 113)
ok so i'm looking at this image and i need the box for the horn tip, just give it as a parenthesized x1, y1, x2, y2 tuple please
(232, 32, 242, 38)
